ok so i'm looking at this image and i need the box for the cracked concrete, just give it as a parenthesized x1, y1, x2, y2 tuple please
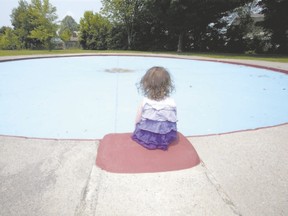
(79, 164, 240, 216)
(75, 163, 103, 216)
(0, 137, 98, 216)
(202, 162, 242, 216)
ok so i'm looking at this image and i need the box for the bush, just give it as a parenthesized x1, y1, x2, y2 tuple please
(0, 28, 21, 50)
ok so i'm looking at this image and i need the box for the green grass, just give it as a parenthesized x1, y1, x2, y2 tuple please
(177, 52, 288, 63)
(0, 49, 129, 56)
(0, 49, 288, 63)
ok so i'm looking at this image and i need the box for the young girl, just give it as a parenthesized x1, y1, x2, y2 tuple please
(132, 66, 177, 150)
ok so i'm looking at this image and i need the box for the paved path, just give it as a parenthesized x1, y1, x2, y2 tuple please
(0, 54, 288, 216)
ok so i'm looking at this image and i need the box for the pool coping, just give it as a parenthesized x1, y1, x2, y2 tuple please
(1, 53, 288, 74)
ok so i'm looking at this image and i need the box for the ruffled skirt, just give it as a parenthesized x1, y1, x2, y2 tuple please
(132, 120, 177, 150)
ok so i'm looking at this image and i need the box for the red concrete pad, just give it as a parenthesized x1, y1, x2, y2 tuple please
(96, 132, 200, 173)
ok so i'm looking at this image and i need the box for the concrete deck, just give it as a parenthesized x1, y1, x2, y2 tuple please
(0, 54, 288, 216)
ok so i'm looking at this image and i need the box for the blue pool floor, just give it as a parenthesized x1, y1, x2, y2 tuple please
(0, 56, 288, 139)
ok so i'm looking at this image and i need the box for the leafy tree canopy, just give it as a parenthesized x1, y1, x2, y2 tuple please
(146, 0, 252, 51)
(10, 0, 58, 49)
(59, 15, 79, 35)
(259, 0, 288, 53)
(79, 11, 112, 50)
(101, 0, 144, 49)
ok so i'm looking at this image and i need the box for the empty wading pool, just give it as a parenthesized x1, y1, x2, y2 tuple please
(0, 55, 288, 139)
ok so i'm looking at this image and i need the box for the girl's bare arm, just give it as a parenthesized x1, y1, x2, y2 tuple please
(135, 103, 142, 124)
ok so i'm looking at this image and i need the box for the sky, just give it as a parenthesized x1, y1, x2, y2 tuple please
(0, 0, 102, 27)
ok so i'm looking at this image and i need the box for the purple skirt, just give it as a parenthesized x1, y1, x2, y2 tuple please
(132, 124, 177, 150)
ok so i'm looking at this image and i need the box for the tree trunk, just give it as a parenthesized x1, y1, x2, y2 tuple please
(177, 32, 184, 52)
(127, 33, 132, 50)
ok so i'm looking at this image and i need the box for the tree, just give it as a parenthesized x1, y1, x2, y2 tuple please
(145, 0, 196, 52)
(59, 15, 79, 47)
(203, 21, 228, 52)
(11, 0, 33, 48)
(0, 26, 11, 35)
(10, 0, 58, 49)
(101, 0, 144, 50)
(62, 0, 258, 52)
(132, 3, 176, 51)
(28, 0, 58, 49)
(59, 16, 79, 34)
(106, 24, 128, 50)
(202, 0, 268, 53)
(0, 27, 21, 50)
(225, 2, 257, 53)
(259, 0, 288, 54)
(79, 11, 112, 50)
(147, 0, 252, 52)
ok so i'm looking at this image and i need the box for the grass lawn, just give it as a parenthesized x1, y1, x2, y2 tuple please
(0, 49, 288, 63)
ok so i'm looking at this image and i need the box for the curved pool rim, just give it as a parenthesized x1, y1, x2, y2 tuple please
(0, 53, 287, 141)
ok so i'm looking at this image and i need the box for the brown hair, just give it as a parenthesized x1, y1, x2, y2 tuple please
(138, 66, 174, 101)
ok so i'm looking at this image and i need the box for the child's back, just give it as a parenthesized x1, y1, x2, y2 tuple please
(132, 67, 177, 150)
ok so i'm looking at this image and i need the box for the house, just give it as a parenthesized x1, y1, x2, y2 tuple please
(65, 31, 80, 49)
